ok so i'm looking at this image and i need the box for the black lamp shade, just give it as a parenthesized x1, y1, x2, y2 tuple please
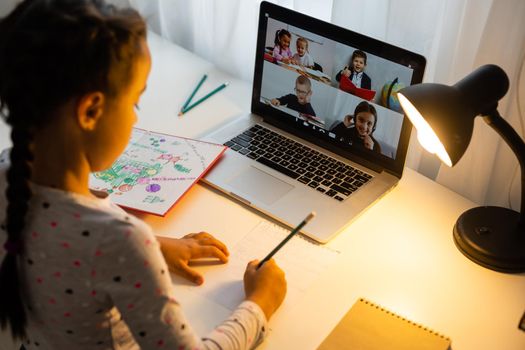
(399, 64, 509, 166)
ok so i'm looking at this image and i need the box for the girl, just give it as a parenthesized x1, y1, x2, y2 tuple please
(0, 1, 286, 349)
(291, 37, 314, 68)
(272, 29, 292, 64)
(331, 101, 382, 153)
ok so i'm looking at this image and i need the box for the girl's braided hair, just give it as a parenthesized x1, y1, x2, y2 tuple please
(0, 0, 146, 339)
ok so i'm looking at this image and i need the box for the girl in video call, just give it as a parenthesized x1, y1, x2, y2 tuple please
(331, 101, 382, 153)
(291, 37, 314, 68)
(272, 29, 293, 64)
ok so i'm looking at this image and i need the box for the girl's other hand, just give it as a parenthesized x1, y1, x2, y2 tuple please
(158, 232, 229, 285)
(244, 259, 287, 320)
(343, 114, 354, 127)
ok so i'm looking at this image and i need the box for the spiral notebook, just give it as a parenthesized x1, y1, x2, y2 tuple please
(318, 298, 451, 350)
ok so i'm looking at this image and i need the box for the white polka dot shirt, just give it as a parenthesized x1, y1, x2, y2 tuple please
(0, 158, 267, 349)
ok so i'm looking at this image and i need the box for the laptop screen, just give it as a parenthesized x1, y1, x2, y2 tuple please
(252, 2, 426, 176)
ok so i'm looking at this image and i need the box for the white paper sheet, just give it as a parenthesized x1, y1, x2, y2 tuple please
(191, 221, 340, 311)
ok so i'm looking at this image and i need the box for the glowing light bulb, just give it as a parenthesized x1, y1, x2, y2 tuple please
(398, 93, 452, 167)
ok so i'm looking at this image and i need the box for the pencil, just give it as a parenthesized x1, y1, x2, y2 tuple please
(180, 74, 207, 115)
(178, 82, 229, 116)
(257, 211, 316, 269)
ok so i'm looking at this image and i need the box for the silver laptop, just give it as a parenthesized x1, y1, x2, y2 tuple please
(202, 1, 426, 243)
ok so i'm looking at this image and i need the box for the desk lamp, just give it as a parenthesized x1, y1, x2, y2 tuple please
(397, 64, 525, 273)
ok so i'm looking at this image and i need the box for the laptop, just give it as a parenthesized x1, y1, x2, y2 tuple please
(201, 1, 426, 243)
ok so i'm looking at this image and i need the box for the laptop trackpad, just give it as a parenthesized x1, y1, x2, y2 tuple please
(228, 166, 294, 205)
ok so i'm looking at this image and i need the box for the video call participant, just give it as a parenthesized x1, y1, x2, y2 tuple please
(335, 49, 372, 90)
(271, 75, 316, 116)
(291, 37, 314, 68)
(272, 29, 293, 64)
(331, 101, 381, 153)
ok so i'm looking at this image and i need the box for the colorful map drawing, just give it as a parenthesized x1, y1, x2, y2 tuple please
(89, 128, 226, 216)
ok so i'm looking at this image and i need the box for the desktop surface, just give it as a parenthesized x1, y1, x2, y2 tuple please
(138, 165, 525, 350)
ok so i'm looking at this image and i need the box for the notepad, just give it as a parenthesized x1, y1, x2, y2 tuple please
(89, 128, 226, 216)
(318, 298, 451, 350)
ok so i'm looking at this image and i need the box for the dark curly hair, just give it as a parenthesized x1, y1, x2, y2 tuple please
(0, 0, 146, 340)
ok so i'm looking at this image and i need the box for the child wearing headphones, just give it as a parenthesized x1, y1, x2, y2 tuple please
(330, 101, 382, 153)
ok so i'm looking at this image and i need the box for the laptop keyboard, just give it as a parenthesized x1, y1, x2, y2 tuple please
(224, 125, 373, 201)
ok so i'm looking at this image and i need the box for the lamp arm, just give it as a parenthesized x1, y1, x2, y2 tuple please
(483, 108, 525, 223)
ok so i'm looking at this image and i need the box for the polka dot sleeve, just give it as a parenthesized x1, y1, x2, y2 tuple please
(92, 215, 268, 349)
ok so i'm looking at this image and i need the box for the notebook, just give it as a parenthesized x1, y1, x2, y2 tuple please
(89, 128, 226, 216)
(318, 298, 451, 350)
(201, 1, 426, 243)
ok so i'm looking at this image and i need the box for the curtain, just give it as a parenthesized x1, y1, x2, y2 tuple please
(432, 0, 525, 210)
(331, 0, 525, 210)
(127, 0, 335, 81)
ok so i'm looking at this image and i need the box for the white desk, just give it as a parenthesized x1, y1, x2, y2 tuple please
(139, 32, 525, 350)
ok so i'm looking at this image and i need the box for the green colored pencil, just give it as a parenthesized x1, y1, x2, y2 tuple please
(179, 82, 229, 116)
(180, 74, 207, 114)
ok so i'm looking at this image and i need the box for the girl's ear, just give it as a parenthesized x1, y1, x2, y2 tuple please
(76, 92, 105, 131)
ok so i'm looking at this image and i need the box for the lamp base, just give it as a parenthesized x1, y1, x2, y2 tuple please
(453, 206, 525, 273)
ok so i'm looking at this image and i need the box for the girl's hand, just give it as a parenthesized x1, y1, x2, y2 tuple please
(157, 232, 229, 285)
(271, 98, 281, 106)
(244, 259, 287, 320)
(343, 114, 354, 127)
(363, 135, 374, 150)
(281, 57, 291, 64)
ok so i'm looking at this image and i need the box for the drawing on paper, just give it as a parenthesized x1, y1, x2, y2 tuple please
(89, 128, 226, 215)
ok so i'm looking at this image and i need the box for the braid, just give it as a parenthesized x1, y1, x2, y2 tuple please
(274, 29, 281, 46)
(0, 127, 34, 339)
(0, 0, 146, 341)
